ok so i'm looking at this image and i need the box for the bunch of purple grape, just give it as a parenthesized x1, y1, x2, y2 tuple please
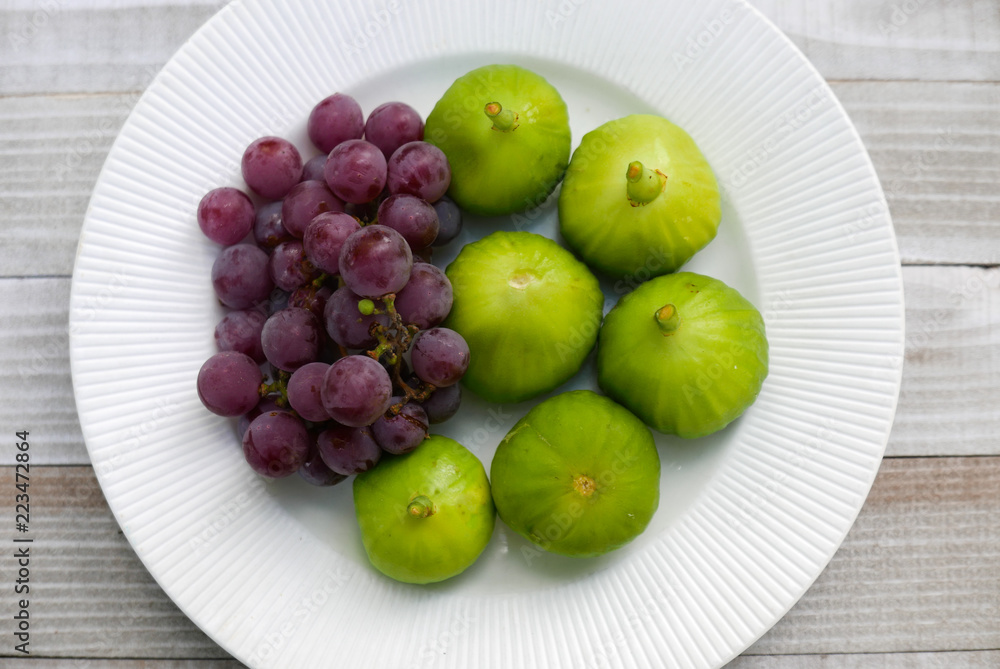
(195, 92, 470, 486)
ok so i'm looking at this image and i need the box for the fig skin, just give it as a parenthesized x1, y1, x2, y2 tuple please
(490, 390, 660, 558)
(598, 272, 768, 438)
(424, 64, 571, 217)
(353, 435, 495, 585)
(444, 231, 604, 403)
(559, 114, 721, 279)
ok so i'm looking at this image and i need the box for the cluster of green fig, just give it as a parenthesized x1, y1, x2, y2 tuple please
(352, 64, 769, 584)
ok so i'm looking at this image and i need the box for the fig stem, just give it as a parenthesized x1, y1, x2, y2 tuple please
(655, 304, 681, 336)
(626, 161, 667, 206)
(485, 102, 518, 132)
(407, 495, 434, 519)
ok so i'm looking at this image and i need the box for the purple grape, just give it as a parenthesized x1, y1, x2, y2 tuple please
(301, 154, 329, 182)
(323, 285, 388, 350)
(197, 351, 262, 417)
(410, 328, 470, 387)
(431, 196, 462, 246)
(308, 93, 364, 153)
(211, 244, 274, 310)
(253, 200, 293, 250)
(298, 434, 348, 486)
(376, 194, 439, 250)
(242, 411, 310, 478)
(321, 355, 393, 427)
(281, 180, 344, 238)
(372, 398, 428, 455)
(386, 141, 451, 203)
(338, 225, 412, 298)
(238, 396, 284, 440)
(261, 307, 323, 372)
(197, 187, 254, 246)
(420, 384, 461, 424)
(303, 211, 361, 275)
(317, 424, 381, 475)
(214, 308, 267, 362)
(242, 136, 303, 200)
(393, 262, 452, 329)
(288, 284, 332, 322)
(412, 247, 433, 264)
(287, 361, 331, 422)
(324, 139, 387, 204)
(364, 102, 424, 160)
(269, 240, 319, 292)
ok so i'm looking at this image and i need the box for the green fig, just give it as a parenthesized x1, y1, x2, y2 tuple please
(444, 231, 604, 403)
(490, 390, 660, 557)
(559, 114, 721, 278)
(353, 435, 495, 584)
(598, 272, 768, 438)
(424, 64, 571, 216)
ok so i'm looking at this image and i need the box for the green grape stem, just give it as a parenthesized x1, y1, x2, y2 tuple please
(258, 369, 291, 409)
(626, 161, 667, 206)
(365, 293, 435, 405)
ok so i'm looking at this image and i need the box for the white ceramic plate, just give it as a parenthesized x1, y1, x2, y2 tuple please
(69, 0, 905, 667)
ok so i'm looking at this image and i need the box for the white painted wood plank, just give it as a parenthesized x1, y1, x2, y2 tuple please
(730, 650, 1000, 668)
(0, 467, 234, 660)
(890, 265, 1000, 455)
(0, 3, 222, 96)
(0, 277, 82, 464)
(0, 1, 996, 96)
(1, 264, 997, 465)
(836, 81, 1000, 266)
(2, 458, 996, 660)
(0, 93, 135, 278)
(1, 662, 244, 669)
(4, 652, 1000, 669)
(748, 456, 1000, 655)
(1, 81, 996, 277)
(750, 0, 1000, 82)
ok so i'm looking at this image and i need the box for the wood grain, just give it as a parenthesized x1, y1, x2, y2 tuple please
(0, 662, 243, 669)
(0, 0, 997, 97)
(0, 466, 233, 661)
(0, 3, 221, 96)
(0, 93, 134, 278)
(836, 81, 1000, 265)
(4, 652, 1000, 668)
(747, 456, 1000, 655)
(750, 0, 1000, 82)
(730, 650, 1000, 668)
(1, 457, 996, 661)
(0, 277, 81, 463)
(891, 265, 1000, 456)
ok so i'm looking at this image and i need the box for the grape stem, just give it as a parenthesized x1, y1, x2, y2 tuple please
(626, 161, 667, 206)
(485, 102, 519, 132)
(365, 293, 437, 410)
(258, 369, 292, 409)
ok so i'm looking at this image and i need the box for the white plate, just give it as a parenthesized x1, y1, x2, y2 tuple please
(69, 0, 905, 667)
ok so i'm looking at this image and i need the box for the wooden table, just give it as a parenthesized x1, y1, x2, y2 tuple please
(2, 1, 997, 667)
